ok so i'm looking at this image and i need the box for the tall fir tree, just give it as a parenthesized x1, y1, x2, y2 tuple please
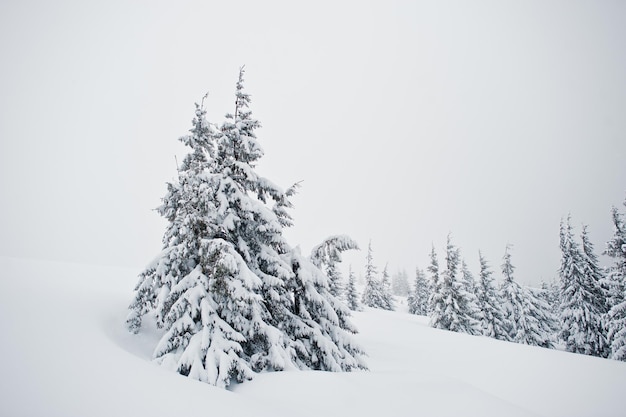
(361, 241, 388, 309)
(558, 217, 608, 357)
(475, 251, 507, 340)
(408, 267, 429, 316)
(604, 201, 626, 361)
(345, 265, 361, 311)
(127, 68, 366, 387)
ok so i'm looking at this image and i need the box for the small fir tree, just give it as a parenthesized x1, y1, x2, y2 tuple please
(461, 258, 483, 333)
(408, 267, 429, 316)
(361, 241, 387, 309)
(380, 263, 395, 311)
(427, 245, 441, 316)
(604, 202, 626, 361)
(345, 265, 361, 311)
(500, 245, 554, 347)
(499, 245, 524, 342)
(475, 251, 507, 340)
(283, 247, 368, 371)
(558, 217, 608, 356)
(429, 235, 480, 334)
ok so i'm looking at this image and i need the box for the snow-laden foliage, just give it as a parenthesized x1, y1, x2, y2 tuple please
(283, 247, 367, 371)
(475, 252, 508, 340)
(127, 68, 366, 387)
(310, 235, 359, 300)
(429, 236, 480, 335)
(408, 267, 429, 315)
(361, 241, 392, 310)
(558, 217, 608, 357)
(461, 259, 483, 331)
(604, 202, 626, 361)
(500, 246, 555, 348)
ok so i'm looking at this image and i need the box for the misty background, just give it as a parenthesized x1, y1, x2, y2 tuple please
(1, 0, 625, 286)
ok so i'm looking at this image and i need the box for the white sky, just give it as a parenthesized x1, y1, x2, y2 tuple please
(1, 0, 625, 286)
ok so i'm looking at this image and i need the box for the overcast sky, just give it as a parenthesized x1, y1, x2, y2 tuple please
(1, 0, 625, 286)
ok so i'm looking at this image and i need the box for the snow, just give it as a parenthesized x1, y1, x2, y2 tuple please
(1, 256, 624, 417)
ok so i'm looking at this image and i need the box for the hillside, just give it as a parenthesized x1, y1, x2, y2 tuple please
(0, 256, 623, 417)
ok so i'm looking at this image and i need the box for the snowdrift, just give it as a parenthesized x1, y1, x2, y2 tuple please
(0, 256, 624, 417)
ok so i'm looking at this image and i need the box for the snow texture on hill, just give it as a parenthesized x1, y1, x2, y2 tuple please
(1, 256, 624, 417)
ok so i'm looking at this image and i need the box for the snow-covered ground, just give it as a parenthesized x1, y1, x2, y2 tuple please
(1, 256, 624, 417)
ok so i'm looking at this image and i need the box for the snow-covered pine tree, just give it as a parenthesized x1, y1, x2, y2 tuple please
(127, 93, 284, 387)
(500, 245, 554, 347)
(309, 235, 359, 300)
(475, 251, 507, 340)
(283, 247, 368, 371)
(580, 224, 609, 356)
(427, 245, 441, 316)
(128, 68, 366, 387)
(127, 99, 216, 335)
(461, 258, 483, 334)
(361, 241, 387, 309)
(605, 201, 626, 361)
(408, 267, 429, 315)
(391, 269, 411, 297)
(558, 217, 608, 357)
(540, 279, 560, 319)
(521, 286, 557, 349)
(429, 235, 480, 334)
(499, 245, 524, 342)
(380, 263, 395, 311)
(345, 265, 361, 311)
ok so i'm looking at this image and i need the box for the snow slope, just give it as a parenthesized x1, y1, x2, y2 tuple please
(0, 256, 624, 417)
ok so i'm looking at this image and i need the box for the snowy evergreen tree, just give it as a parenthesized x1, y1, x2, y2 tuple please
(429, 236, 480, 334)
(283, 247, 368, 371)
(475, 252, 507, 340)
(408, 267, 429, 316)
(127, 69, 366, 387)
(558, 217, 608, 357)
(391, 269, 411, 297)
(427, 245, 441, 316)
(361, 241, 387, 309)
(380, 263, 395, 311)
(499, 245, 521, 342)
(522, 286, 558, 349)
(461, 258, 483, 331)
(309, 235, 359, 300)
(345, 265, 361, 311)
(540, 279, 560, 319)
(500, 245, 554, 347)
(605, 202, 626, 361)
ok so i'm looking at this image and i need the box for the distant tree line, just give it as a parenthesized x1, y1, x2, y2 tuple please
(351, 201, 626, 361)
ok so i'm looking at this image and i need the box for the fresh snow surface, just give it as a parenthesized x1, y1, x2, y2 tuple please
(1, 256, 624, 417)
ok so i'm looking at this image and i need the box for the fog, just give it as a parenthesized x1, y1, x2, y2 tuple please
(1, 0, 625, 285)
